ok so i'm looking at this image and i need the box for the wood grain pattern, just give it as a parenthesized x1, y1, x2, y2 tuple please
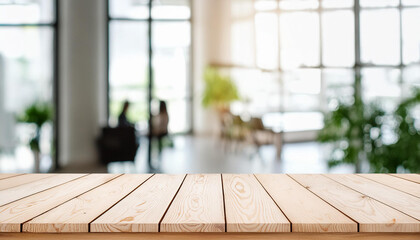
(256, 174, 356, 232)
(23, 174, 152, 233)
(91, 174, 185, 232)
(325, 174, 420, 221)
(2, 233, 420, 240)
(0, 174, 86, 206)
(160, 174, 225, 232)
(359, 174, 420, 198)
(222, 174, 289, 232)
(290, 174, 420, 232)
(391, 174, 420, 184)
(0, 174, 56, 191)
(0, 174, 24, 180)
(0, 174, 120, 232)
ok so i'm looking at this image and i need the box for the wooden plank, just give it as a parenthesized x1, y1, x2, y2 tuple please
(391, 174, 420, 184)
(0, 174, 120, 232)
(23, 174, 152, 233)
(0, 174, 56, 191)
(160, 174, 225, 232)
(91, 174, 185, 233)
(0, 174, 86, 206)
(222, 174, 289, 232)
(290, 174, 420, 232)
(326, 174, 420, 221)
(256, 174, 356, 232)
(0, 174, 24, 180)
(2, 233, 420, 240)
(359, 174, 420, 198)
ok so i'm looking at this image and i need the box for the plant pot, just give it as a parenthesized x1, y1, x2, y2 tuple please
(32, 150, 41, 173)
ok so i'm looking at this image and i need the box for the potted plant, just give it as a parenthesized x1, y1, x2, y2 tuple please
(202, 66, 240, 113)
(17, 102, 52, 173)
(319, 75, 420, 173)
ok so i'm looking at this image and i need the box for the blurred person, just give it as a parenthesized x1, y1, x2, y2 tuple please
(152, 100, 169, 155)
(118, 100, 134, 128)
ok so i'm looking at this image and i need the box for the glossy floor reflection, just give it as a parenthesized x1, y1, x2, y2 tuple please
(0, 135, 354, 174)
(108, 135, 353, 174)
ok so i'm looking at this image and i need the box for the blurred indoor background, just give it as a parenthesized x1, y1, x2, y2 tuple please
(0, 0, 420, 174)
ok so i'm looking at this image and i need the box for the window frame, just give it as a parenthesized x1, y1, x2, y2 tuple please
(106, 0, 193, 135)
(229, 0, 420, 114)
(0, 0, 59, 170)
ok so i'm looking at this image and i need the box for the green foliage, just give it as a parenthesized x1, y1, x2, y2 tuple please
(17, 102, 53, 152)
(202, 67, 239, 109)
(17, 102, 53, 128)
(371, 90, 420, 173)
(319, 87, 420, 173)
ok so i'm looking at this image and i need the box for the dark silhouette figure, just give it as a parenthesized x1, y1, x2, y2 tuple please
(152, 100, 169, 155)
(97, 100, 138, 164)
(118, 100, 134, 128)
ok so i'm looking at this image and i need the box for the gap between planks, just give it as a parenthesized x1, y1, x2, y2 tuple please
(324, 174, 420, 222)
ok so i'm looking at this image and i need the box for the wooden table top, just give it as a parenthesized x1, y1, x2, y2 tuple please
(0, 173, 419, 234)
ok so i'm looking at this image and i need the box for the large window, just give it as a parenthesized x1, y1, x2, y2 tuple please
(0, 0, 57, 172)
(230, 0, 420, 131)
(108, 0, 192, 134)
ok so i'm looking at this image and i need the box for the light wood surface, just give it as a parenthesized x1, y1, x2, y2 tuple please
(325, 174, 420, 221)
(256, 174, 356, 232)
(0, 174, 119, 232)
(222, 174, 290, 232)
(359, 174, 420, 198)
(391, 174, 420, 184)
(91, 174, 185, 232)
(290, 174, 420, 232)
(0, 174, 56, 191)
(0, 173, 419, 235)
(23, 174, 152, 233)
(0, 174, 86, 206)
(0, 174, 24, 180)
(160, 174, 225, 232)
(2, 232, 420, 240)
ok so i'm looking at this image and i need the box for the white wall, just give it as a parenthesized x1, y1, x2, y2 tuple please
(192, 0, 232, 135)
(59, 0, 107, 167)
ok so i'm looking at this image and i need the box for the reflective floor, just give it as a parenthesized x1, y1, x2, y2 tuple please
(0, 135, 354, 174)
(108, 135, 353, 174)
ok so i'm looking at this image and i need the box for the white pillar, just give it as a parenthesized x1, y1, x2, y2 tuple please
(59, 0, 107, 167)
(192, 0, 232, 135)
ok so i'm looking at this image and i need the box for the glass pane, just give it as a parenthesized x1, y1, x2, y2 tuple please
(284, 69, 321, 111)
(402, 8, 420, 64)
(323, 69, 355, 108)
(360, 9, 400, 65)
(0, 0, 54, 24)
(109, 0, 149, 19)
(402, 65, 420, 97)
(152, 21, 190, 100)
(231, 20, 255, 66)
(152, 0, 190, 19)
(0, 27, 54, 171)
(109, 21, 148, 125)
(255, 13, 278, 70)
(403, 0, 420, 6)
(280, 12, 320, 69)
(166, 99, 191, 133)
(279, 0, 319, 10)
(231, 0, 254, 18)
(322, 0, 354, 8)
(255, 0, 277, 11)
(322, 11, 355, 67)
(360, 0, 399, 8)
(362, 68, 401, 110)
(230, 69, 281, 115)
